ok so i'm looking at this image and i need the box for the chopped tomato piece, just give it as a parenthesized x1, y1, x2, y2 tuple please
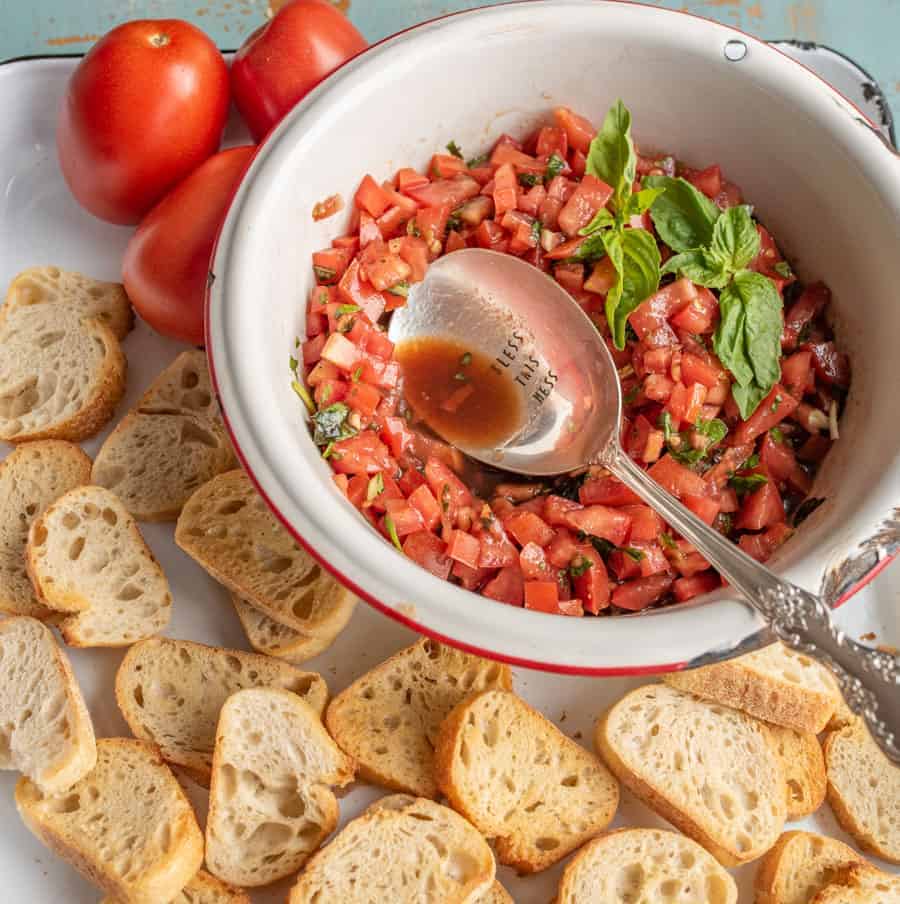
(402, 530, 452, 579)
(686, 164, 722, 199)
(535, 126, 568, 158)
(424, 457, 473, 517)
(478, 522, 519, 569)
(579, 477, 641, 507)
(320, 332, 359, 372)
(673, 571, 720, 602)
(430, 153, 467, 178)
(312, 247, 351, 282)
(760, 433, 812, 494)
(337, 257, 383, 314)
(543, 494, 583, 527)
(396, 236, 429, 283)
(445, 529, 481, 569)
(682, 492, 719, 525)
(358, 211, 382, 247)
(406, 175, 480, 209)
(482, 565, 525, 605)
(609, 549, 641, 581)
(670, 287, 718, 334)
(519, 542, 551, 580)
(735, 481, 785, 531)
(302, 333, 326, 366)
(572, 545, 609, 613)
(416, 204, 451, 255)
(557, 599, 584, 616)
(493, 163, 518, 219)
(314, 378, 346, 407)
(612, 574, 674, 611)
(730, 385, 799, 446)
(665, 382, 707, 428)
(546, 527, 581, 569)
(781, 350, 814, 399)
(524, 580, 560, 613)
(621, 504, 664, 541)
(629, 279, 697, 347)
(505, 510, 555, 548)
(557, 174, 614, 237)
(680, 352, 725, 389)
(738, 522, 793, 562)
(584, 256, 618, 294)
(633, 542, 671, 577)
(648, 455, 708, 499)
(330, 432, 393, 476)
(553, 107, 595, 153)
(396, 167, 429, 192)
(452, 561, 492, 591)
(563, 505, 631, 546)
(782, 282, 828, 350)
(407, 484, 442, 531)
(355, 174, 392, 217)
(345, 380, 381, 416)
(804, 341, 850, 387)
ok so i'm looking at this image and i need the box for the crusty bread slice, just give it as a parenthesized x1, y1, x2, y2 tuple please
(811, 864, 900, 904)
(288, 794, 495, 904)
(100, 869, 250, 904)
(595, 684, 786, 867)
(230, 591, 355, 664)
(754, 831, 866, 904)
(0, 304, 126, 443)
(557, 827, 737, 904)
(2, 266, 134, 341)
(664, 642, 840, 734)
(15, 738, 203, 904)
(766, 724, 827, 820)
(435, 688, 619, 873)
(0, 440, 92, 618)
(476, 882, 514, 904)
(175, 469, 356, 634)
(326, 638, 511, 798)
(26, 485, 171, 646)
(92, 351, 236, 522)
(206, 687, 355, 886)
(0, 617, 96, 793)
(115, 636, 328, 786)
(823, 721, 900, 863)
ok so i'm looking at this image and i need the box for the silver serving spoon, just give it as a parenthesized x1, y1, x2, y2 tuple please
(389, 248, 900, 763)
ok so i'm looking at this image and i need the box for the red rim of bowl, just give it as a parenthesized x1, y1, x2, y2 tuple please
(205, 0, 898, 676)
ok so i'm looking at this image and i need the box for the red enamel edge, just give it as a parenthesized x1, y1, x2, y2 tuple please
(205, 0, 895, 676)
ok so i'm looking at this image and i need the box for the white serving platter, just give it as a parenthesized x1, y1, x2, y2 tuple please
(0, 55, 897, 903)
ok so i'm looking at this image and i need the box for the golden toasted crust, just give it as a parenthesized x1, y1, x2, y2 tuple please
(765, 724, 827, 820)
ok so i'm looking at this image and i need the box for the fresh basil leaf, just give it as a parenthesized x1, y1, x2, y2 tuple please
(713, 282, 755, 388)
(738, 270, 783, 389)
(578, 207, 616, 235)
(729, 472, 768, 494)
(622, 546, 645, 562)
(661, 249, 730, 288)
(569, 554, 593, 577)
(545, 152, 566, 182)
(731, 381, 771, 420)
(312, 403, 356, 445)
(446, 140, 463, 159)
(625, 186, 666, 217)
(774, 260, 794, 279)
(565, 231, 608, 263)
(695, 417, 728, 444)
(605, 228, 661, 349)
(710, 205, 760, 272)
(643, 175, 720, 252)
(585, 99, 636, 213)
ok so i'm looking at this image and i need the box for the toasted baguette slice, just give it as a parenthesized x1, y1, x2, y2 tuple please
(435, 688, 619, 873)
(15, 738, 203, 904)
(230, 591, 355, 664)
(0, 440, 92, 618)
(0, 304, 126, 443)
(812, 864, 900, 904)
(26, 485, 171, 646)
(206, 688, 354, 886)
(92, 351, 236, 522)
(3, 266, 134, 340)
(766, 724, 827, 819)
(754, 831, 866, 904)
(175, 470, 357, 633)
(824, 721, 900, 863)
(326, 638, 511, 798)
(288, 794, 495, 904)
(476, 882, 514, 904)
(664, 642, 840, 734)
(115, 636, 327, 786)
(596, 684, 786, 867)
(557, 827, 737, 904)
(100, 869, 250, 904)
(0, 617, 96, 793)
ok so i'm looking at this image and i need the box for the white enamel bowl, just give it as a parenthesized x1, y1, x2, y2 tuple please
(208, 0, 900, 674)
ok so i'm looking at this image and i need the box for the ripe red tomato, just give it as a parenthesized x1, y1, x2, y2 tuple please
(57, 20, 229, 225)
(122, 146, 255, 344)
(231, 0, 367, 142)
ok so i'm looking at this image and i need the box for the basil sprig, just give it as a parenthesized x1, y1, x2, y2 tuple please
(579, 100, 662, 349)
(643, 176, 784, 419)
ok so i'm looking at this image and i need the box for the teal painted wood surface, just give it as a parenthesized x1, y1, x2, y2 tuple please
(2, 0, 899, 121)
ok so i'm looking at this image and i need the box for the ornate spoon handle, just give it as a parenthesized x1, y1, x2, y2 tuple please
(607, 449, 900, 763)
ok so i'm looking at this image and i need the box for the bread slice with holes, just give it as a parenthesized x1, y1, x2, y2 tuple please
(325, 638, 511, 798)
(812, 864, 900, 904)
(476, 882, 513, 904)
(2, 266, 134, 340)
(92, 351, 236, 522)
(0, 617, 96, 793)
(100, 869, 250, 904)
(15, 738, 203, 904)
(26, 485, 171, 646)
(754, 831, 867, 904)
(766, 724, 827, 820)
(435, 688, 618, 873)
(175, 469, 356, 634)
(288, 793, 495, 904)
(823, 720, 900, 863)
(664, 642, 840, 734)
(557, 827, 738, 904)
(596, 684, 785, 867)
(205, 687, 354, 887)
(0, 303, 126, 443)
(0, 440, 92, 618)
(115, 636, 327, 787)
(230, 592, 354, 664)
